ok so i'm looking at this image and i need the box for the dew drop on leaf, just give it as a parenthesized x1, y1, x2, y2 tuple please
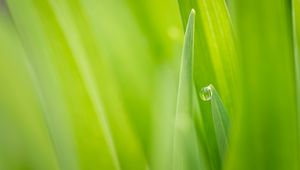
(200, 85, 213, 101)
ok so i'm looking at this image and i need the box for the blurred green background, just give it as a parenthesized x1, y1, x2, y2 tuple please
(1, 0, 300, 169)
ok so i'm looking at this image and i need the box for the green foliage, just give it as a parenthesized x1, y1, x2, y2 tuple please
(0, 0, 300, 170)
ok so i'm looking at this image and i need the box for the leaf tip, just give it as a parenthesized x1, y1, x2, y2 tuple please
(189, 9, 196, 22)
(190, 9, 196, 15)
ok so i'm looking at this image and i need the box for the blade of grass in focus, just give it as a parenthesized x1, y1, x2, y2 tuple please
(177, 0, 239, 114)
(177, 0, 239, 169)
(173, 9, 204, 170)
(201, 85, 230, 161)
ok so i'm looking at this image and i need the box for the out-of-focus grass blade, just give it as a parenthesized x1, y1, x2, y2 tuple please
(6, 0, 133, 169)
(48, 0, 149, 169)
(177, 0, 239, 169)
(45, 1, 121, 169)
(124, 0, 182, 62)
(151, 66, 177, 170)
(173, 9, 203, 170)
(228, 0, 299, 169)
(6, 1, 82, 169)
(200, 85, 230, 161)
(0, 14, 58, 170)
(77, 1, 153, 163)
(7, 0, 174, 169)
(292, 0, 300, 125)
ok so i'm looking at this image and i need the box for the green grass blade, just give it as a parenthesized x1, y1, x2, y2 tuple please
(173, 9, 203, 170)
(177, 0, 238, 169)
(227, 0, 299, 169)
(175, 9, 195, 116)
(6, 1, 82, 169)
(151, 66, 177, 170)
(0, 14, 59, 170)
(177, 0, 239, 114)
(6, 0, 133, 169)
(46, 1, 121, 169)
(292, 0, 300, 162)
(292, 0, 300, 132)
(49, 0, 149, 168)
(200, 85, 230, 161)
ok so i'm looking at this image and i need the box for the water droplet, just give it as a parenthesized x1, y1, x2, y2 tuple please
(200, 85, 213, 101)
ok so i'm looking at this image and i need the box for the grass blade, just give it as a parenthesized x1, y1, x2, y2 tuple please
(200, 84, 230, 161)
(7, 1, 81, 169)
(151, 66, 177, 170)
(0, 14, 59, 170)
(292, 0, 300, 136)
(173, 9, 204, 170)
(227, 0, 299, 169)
(177, 0, 238, 169)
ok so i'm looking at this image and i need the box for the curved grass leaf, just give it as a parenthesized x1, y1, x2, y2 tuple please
(208, 85, 230, 161)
